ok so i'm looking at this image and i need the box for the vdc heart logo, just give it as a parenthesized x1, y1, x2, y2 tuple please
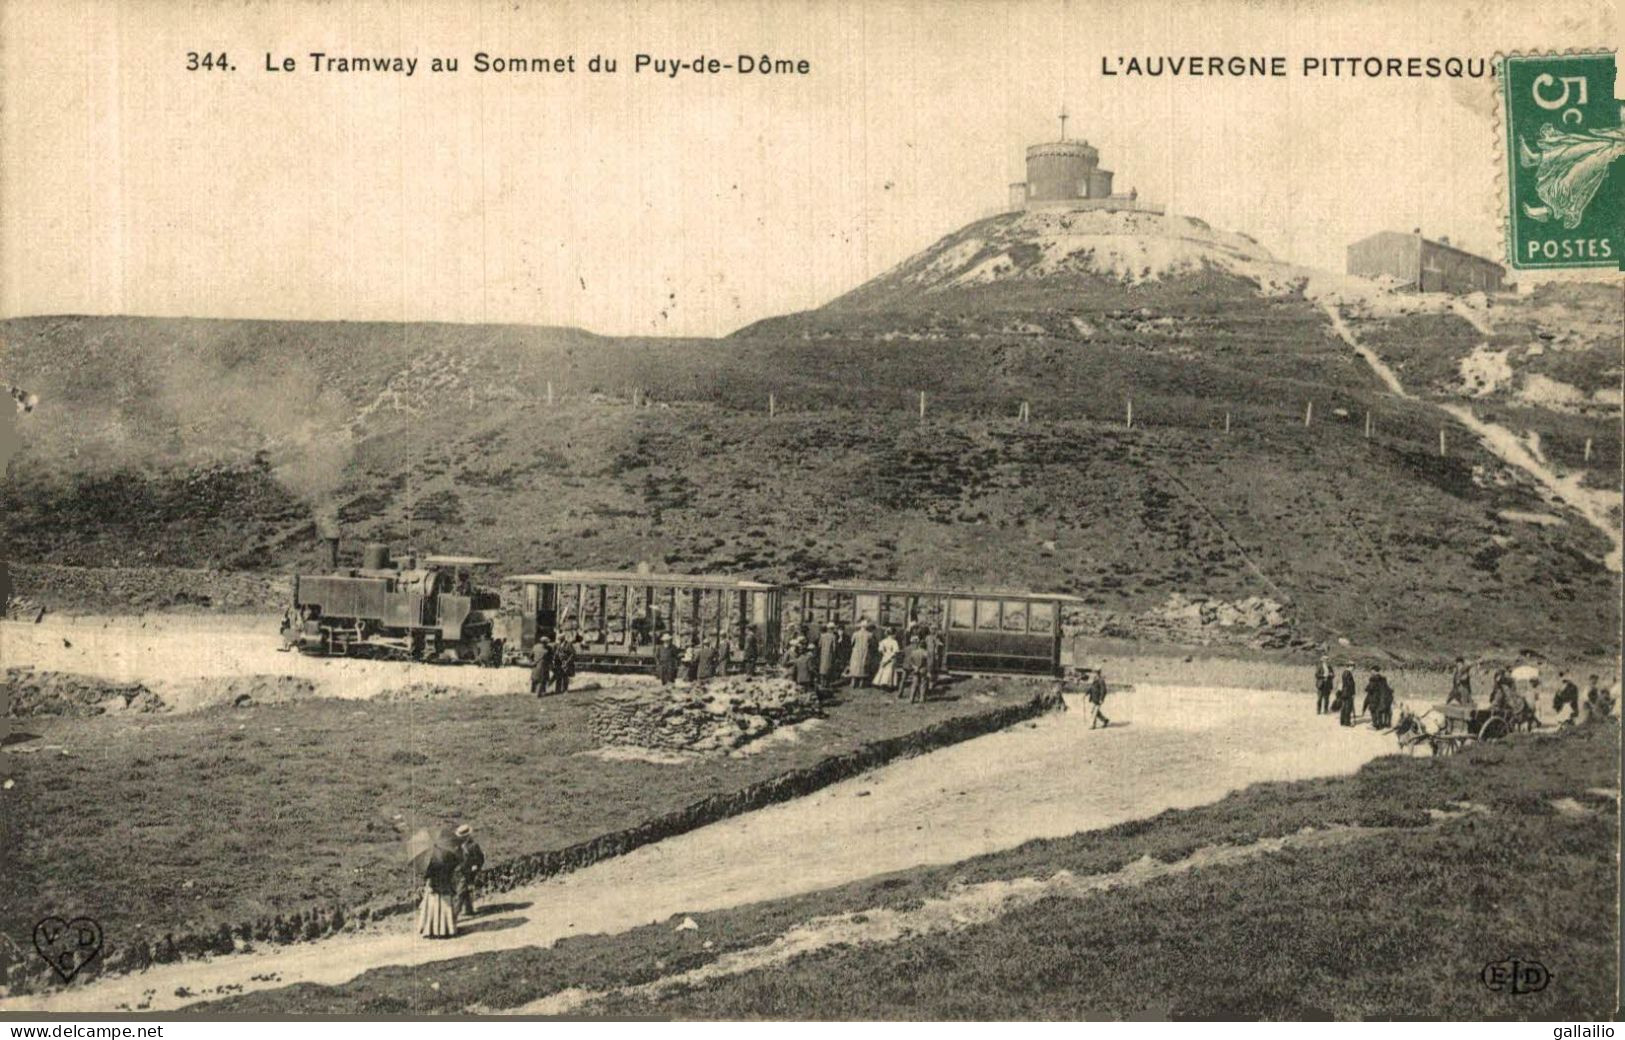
(33, 916, 103, 983)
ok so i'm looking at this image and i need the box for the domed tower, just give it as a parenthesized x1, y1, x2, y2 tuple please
(1009, 108, 1119, 210)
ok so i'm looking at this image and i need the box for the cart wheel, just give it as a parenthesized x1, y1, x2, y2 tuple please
(1478, 717, 1509, 742)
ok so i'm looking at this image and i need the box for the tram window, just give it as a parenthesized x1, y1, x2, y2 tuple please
(975, 599, 1002, 631)
(879, 594, 909, 628)
(606, 586, 627, 644)
(949, 599, 974, 630)
(1027, 602, 1055, 634)
(855, 593, 880, 624)
(1002, 601, 1028, 632)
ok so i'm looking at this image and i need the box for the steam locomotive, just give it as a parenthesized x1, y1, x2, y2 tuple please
(283, 541, 503, 661)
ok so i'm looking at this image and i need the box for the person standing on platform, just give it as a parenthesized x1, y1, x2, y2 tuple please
(847, 619, 875, 690)
(817, 622, 840, 699)
(905, 639, 931, 704)
(654, 633, 678, 685)
(531, 638, 554, 697)
(874, 627, 901, 690)
(552, 636, 577, 695)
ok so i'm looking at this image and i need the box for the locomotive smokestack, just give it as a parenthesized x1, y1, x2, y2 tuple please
(324, 535, 339, 569)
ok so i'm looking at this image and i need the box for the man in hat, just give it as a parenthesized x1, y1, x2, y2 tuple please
(1553, 671, 1581, 722)
(654, 633, 678, 685)
(924, 626, 944, 688)
(694, 637, 716, 684)
(741, 627, 760, 678)
(552, 635, 577, 695)
(904, 638, 931, 704)
(1314, 655, 1334, 714)
(1447, 656, 1473, 705)
(531, 637, 554, 697)
(1362, 665, 1394, 729)
(453, 824, 485, 918)
(1086, 667, 1111, 729)
(1337, 663, 1357, 726)
(792, 639, 817, 692)
(847, 618, 875, 690)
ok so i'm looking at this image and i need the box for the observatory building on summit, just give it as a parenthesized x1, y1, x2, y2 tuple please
(1008, 109, 1157, 213)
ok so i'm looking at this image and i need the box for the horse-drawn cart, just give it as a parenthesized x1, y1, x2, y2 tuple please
(1396, 700, 1531, 756)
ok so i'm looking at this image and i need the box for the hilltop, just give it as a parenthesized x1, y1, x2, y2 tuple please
(2, 208, 1619, 658)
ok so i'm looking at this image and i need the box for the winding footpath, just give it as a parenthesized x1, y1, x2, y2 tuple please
(4, 685, 1393, 1014)
(1319, 299, 1622, 572)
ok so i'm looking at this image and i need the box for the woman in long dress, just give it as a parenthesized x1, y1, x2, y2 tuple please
(418, 855, 459, 938)
(873, 628, 901, 690)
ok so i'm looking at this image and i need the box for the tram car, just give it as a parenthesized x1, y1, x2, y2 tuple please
(285, 541, 503, 660)
(787, 581, 1079, 676)
(495, 570, 782, 671)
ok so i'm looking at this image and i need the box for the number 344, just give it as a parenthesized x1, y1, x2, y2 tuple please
(186, 51, 231, 71)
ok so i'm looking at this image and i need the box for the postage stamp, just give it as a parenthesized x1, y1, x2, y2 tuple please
(1502, 50, 1622, 270)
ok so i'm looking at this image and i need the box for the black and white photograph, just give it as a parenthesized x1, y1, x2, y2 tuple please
(0, 0, 1619, 1025)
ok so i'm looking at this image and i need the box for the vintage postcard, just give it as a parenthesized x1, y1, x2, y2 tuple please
(0, 0, 1619, 1026)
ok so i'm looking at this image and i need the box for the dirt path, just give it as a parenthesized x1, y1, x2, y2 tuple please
(4, 684, 1395, 1013)
(2, 615, 645, 712)
(1318, 299, 1622, 572)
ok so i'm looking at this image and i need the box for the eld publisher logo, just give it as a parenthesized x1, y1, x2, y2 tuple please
(1482, 956, 1551, 995)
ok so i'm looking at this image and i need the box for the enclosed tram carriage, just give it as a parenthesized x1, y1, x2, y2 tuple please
(496, 571, 783, 671)
(788, 581, 1078, 676)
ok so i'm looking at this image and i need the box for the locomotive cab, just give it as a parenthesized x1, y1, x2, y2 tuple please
(287, 543, 502, 662)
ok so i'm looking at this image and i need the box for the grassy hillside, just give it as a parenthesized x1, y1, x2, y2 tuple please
(2, 211, 1618, 656)
(193, 723, 1621, 1020)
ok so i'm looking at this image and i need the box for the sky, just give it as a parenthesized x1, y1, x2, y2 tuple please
(1, 0, 1617, 337)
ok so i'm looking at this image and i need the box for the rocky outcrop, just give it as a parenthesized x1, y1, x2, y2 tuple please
(3, 668, 167, 717)
(589, 678, 822, 754)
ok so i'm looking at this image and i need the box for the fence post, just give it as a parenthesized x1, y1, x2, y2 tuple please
(1439, 428, 1447, 457)
(546, 380, 554, 407)
(1364, 411, 1372, 440)
(918, 390, 926, 420)
(769, 392, 776, 417)
(1584, 437, 1593, 463)
(1224, 411, 1231, 434)
(1126, 398, 1134, 430)
(1304, 401, 1313, 427)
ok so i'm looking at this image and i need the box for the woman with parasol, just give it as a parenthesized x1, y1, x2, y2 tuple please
(407, 825, 462, 938)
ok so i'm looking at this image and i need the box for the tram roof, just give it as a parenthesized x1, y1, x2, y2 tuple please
(797, 580, 1084, 602)
(505, 570, 777, 590)
(422, 555, 502, 567)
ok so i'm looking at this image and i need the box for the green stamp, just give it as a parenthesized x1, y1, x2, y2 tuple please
(1502, 51, 1622, 270)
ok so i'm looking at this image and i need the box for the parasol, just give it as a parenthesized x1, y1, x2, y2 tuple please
(405, 825, 462, 876)
(1510, 664, 1541, 681)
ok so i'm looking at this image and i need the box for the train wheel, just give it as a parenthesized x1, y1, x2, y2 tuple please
(1478, 717, 1509, 742)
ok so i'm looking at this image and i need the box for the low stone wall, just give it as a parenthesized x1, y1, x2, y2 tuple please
(589, 677, 823, 754)
(0, 686, 1066, 993)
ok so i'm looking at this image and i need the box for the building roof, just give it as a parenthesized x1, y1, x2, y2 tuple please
(504, 570, 777, 590)
(1349, 230, 1505, 273)
(799, 579, 1083, 602)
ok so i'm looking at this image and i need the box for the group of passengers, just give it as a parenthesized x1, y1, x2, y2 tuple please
(781, 617, 944, 704)
(1313, 653, 1616, 730)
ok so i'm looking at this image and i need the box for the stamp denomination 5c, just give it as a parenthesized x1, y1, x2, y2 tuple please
(1502, 51, 1621, 270)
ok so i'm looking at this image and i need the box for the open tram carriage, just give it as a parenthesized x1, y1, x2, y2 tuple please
(789, 581, 1078, 676)
(496, 571, 782, 671)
